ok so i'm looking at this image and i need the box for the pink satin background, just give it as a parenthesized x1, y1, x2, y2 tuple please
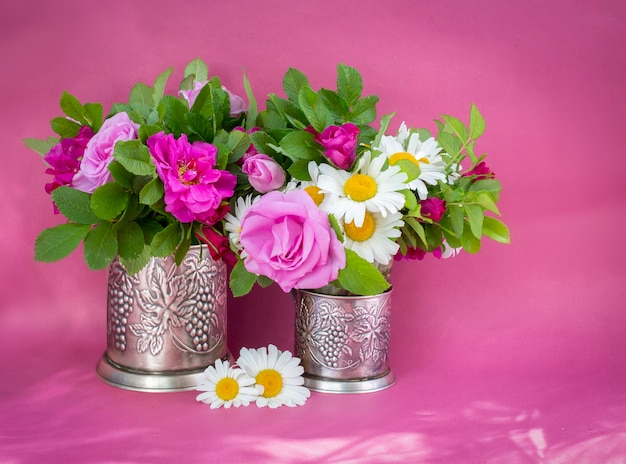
(1, 1, 625, 462)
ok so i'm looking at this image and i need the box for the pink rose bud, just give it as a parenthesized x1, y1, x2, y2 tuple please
(420, 197, 447, 222)
(242, 153, 286, 193)
(315, 123, 360, 169)
(462, 161, 494, 181)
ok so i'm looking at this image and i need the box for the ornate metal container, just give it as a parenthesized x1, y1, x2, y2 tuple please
(96, 245, 229, 392)
(293, 288, 395, 393)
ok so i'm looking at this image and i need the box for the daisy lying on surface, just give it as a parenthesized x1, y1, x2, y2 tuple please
(195, 344, 310, 409)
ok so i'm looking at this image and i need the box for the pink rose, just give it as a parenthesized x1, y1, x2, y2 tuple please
(179, 81, 247, 116)
(147, 132, 237, 224)
(72, 112, 139, 193)
(309, 123, 359, 169)
(420, 197, 446, 221)
(239, 190, 346, 292)
(242, 153, 286, 193)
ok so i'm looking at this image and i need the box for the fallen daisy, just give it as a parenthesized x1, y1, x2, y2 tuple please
(195, 358, 261, 409)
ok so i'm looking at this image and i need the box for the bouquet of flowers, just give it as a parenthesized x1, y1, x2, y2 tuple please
(27, 60, 509, 297)
(226, 65, 510, 297)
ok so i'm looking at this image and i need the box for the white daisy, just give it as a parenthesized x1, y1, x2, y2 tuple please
(296, 161, 337, 213)
(376, 124, 447, 200)
(342, 211, 404, 266)
(317, 151, 408, 228)
(236, 344, 310, 408)
(195, 359, 261, 409)
(224, 194, 258, 251)
(440, 240, 463, 259)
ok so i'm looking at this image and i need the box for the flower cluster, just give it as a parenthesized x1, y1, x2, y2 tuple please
(195, 345, 310, 409)
(27, 60, 509, 296)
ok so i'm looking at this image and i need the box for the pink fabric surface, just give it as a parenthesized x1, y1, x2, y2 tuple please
(1, 1, 625, 462)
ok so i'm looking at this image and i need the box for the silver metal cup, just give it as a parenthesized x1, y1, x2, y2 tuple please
(293, 288, 395, 393)
(96, 245, 229, 392)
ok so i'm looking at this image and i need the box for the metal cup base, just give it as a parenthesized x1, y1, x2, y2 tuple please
(96, 353, 230, 393)
(303, 369, 396, 394)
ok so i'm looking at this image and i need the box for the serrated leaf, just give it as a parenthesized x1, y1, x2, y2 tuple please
(52, 186, 100, 224)
(298, 87, 334, 132)
(153, 66, 173, 107)
(84, 103, 103, 131)
(475, 193, 501, 215)
(468, 178, 501, 193)
(349, 95, 378, 125)
(151, 222, 182, 257)
(287, 159, 312, 181)
(23, 136, 60, 155)
(117, 221, 146, 260)
(437, 131, 461, 157)
(159, 95, 188, 137)
(84, 222, 118, 270)
(283, 68, 310, 103)
(113, 140, 155, 176)
(464, 204, 484, 239)
(129, 83, 154, 116)
(50, 117, 81, 138)
(229, 259, 257, 297)
(91, 183, 129, 220)
(119, 245, 151, 275)
(482, 216, 511, 244)
(108, 161, 135, 189)
(460, 224, 481, 253)
(227, 130, 251, 163)
(337, 249, 391, 296)
(469, 103, 486, 139)
(60, 91, 85, 123)
(337, 64, 363, 106)
(184, 58, 208, 82)
(442, 114, 468, 144)
(279, 130, 322, 161)
(35, 223, 91, 262)
(139, 177, 164, 205)
(318, 89, 349, 121)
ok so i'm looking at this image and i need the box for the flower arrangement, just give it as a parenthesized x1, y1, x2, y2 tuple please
(26, 59, 509, 297)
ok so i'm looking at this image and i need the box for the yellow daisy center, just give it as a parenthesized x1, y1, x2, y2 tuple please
(215, 377, 239, 401)
(344, 174, 377, 202)
(389, 151, 430, 166)
(344, 212, 376, 242)
(256, 369, 283, 398)
(304, 186, 325, 206)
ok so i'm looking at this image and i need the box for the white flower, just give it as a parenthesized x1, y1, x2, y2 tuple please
(317, 151, 408, 228)
(440, 240, 462, 259)
(376, 124, 447, 200)
(342, 211, 404, 266)
(195, 359, 261, 409)
(296, 161, 337, 212)
(236, 344, 310, 408)
(224, 194, 258, 252)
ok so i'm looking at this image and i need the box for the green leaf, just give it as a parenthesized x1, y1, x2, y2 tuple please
(337, 64, 363, 106)
(437, 131, 461, 157)
(113, 140, 155, 176)
(23, 136, 59, 155)
(349, 95, 378, 125)
(174, 236, 192, 266)
(337, 249, 391, 296)
(287, 159, 312, 180)
(184, 58, 208, 82)
(119, 245, 152, 275)
(461, 224, 481, 253)
(283, 68, 310, 103)
(227, 130, 251, 163)
(468, 178, 502, 193)
(50, 117, 80, 138)
(84, 222, 118, 270)
(442, 114, 468, 144)
(318, 89, 349, 121)
(464, 204, 484, 239)
(153, 66, 173, 107)
(117, 221, 146, 260)
(60, 91, 85, 123)
(249, 131, 277, 155)
(139, 177, 164, 205)
(243, 71, 258, 131)
(482, 216, 511, 244)
(279, 130, 322, 161)
(150, 222, 182, 257)
(394, 159, 420, 182)
(475, 193, 501, 215)
(450, 203, 465, 237)
(469, 103, 486, 139)
(404, 216, 427, 246)
(91, 183, 129, 220)
(52, 186, 100, 224)
(35, 223, 91, 262)
(84, 103, 103, 131)
(159, 95, 188, 137)
(129, 82, 154, 119)
(298, 87, 334, 132)
(373, 113, 395, 148)
(108, 160, 135, 189)
(229, 260, 257, 297)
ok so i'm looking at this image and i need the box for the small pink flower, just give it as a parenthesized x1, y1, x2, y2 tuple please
(420, 197, 446, 222)
(242, 153, 286, 193)
(148, 132, 237, 224)
(72, 112, 139, 193)
(395, 246, 442, 261)
(462, 161, 494, 181)
(44, 126, 94, 194)
(179, 81, 247, 116)
(239, 190, 346, 292)
(309, 123, 359, 169)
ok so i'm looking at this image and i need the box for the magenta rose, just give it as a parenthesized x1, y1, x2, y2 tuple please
(394, 246, 442, 261)
(72, 112, 139, 193)
(420, 197, 447, 221)
(148, 132, 237, 224)
(239, 189, 346, 292)
(179, 81, 247, 116)
(310, 123, 359, 169)
(44, 126, 94, 194)
(242, 153, 286, 193)
(462, 161, 494, 181)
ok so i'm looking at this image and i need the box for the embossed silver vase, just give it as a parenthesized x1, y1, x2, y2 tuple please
(293, 288, 395, 394)
(96, 245, 229, 392)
